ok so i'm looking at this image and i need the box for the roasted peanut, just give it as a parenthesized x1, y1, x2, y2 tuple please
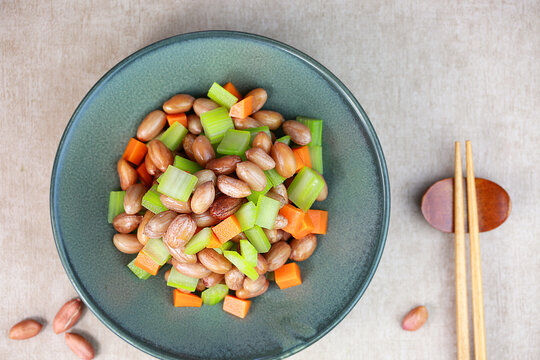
(245, 88, 267, 113)
(217, 175, 251, 198)
(236, 279, 269, 299)
(64, 332, 95, 360)
(163, 214, 197, 248)
(252, 131, 272, 153)
(271, 142, 297, 178)
(113, 213, 143, 234)
(252, 110, 284, 130)
(194, 169, 217, 190)
(206, 155, 241, 175)
(144, 210, 177, 238)
(265, 241, 292, 271)
(113, 234, 143, 254)
(402, 306, 428, 331)
(172, 259, 212, 278)
(196, 279, 206, 292)
(193, 135, 215, 167)
(53, 298, 83, 334)
(233, 116, 262, 129)
(117, 159, 137, 190)
(147, 139, 174, 172)
(192, 210, 220, 227)
(245, 147, 275, 170)
(290, 234, 317, 261)
(282, 120, 312, 146)
(209, 194, 245, 220)
(236, 161, 267, 191)
(145, 154, 159, 175)
(197, 248, 232, 274)
(165, 243, 197, 264)
(160, 194, 191, 213)
(193, 98, 220, 116)
(276, 229, 291, 242)
(163, 94, 195, 114)
(273, 214, 288, 230)
(137, 110, 167, 141)
(243, 273, 267, 293)
(9, 319, 42, 340)
(137, 211, 154, 245)
(182, 133, 197, 160)
(123, 183, 146, 215)
(255, 254, 268, 275)
(202, 272, 225, 288)
(271, 184, 289, 203)
(225, 267, 245, 290)
(191, 181, 215, 214)
(263, 228, 279, 244)
(187, 114, 202, 134)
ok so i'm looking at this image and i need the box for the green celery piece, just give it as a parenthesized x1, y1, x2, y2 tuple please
(235, 201, 256, 231)
(308, 145, 323, 174)
(200, 107, 234, 144)
(127, 259, 151, 280)
(174, 155, 203, 174)
(296, 116, 323, 146)
(213, 240, 235, 255)
(244, 226, 271, 253)
(201, 284, 229, 305)
(245, 126, 271, 145)
(142, 238, 171, 265)
(217, 129, 251, 156)
(157, 165, 197, 202)
(255, 195, 281, 229)
(159, 121, 188, 151)
(141, 185, 168, 214)
(223, 251, 259, 280)
(207, 82, 238, 109)
(108, 191, 125, 223)
(265, 169, 286, 187)
(167, 267, 198, 292)
(276, 135, 291, 145)
(247, 172, 272, 203)
(184, 228, 213, 255)
(239, 240, 258, 267)
(287, 167, 325, 211)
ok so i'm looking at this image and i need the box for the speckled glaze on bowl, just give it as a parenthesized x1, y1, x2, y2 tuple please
(50, 31, 389, 360)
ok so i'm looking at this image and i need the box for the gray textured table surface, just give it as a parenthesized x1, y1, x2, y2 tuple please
(1, 1, 539, 359)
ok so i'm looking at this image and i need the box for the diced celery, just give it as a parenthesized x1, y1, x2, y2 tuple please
(174, 155, 203, 174)
(184, 228, 213, 255)
(276, 135, 291, 145)
(108, 191, 125, 223)
(167, 267, 198, 292)
(213, 240, 236, 255)
(201, 284, 229, 305)
(157, 165, 197, 202)
(247, 172, 272, 203)
(308, 145, 323, 174)
(287, 167, 325, 211)
(239, 240, 258, 267)
(142, 238, 171, 265)
(159, 122, 188, 151)
(245, 126, 271, 145)
(127, 259, 151, 280)
(217, 129, 250, 156)
(255, 195, 281, 229)
(296, 116, 323, 146)
(235, 201, 256, 231)
(200, 107, 234, 144)
(265, 169, 286, 187)
(223, 251, 259, 280)
(141, 185, 168, 214)
(207, 82, 238, 109)
(244, 226, 271, 253)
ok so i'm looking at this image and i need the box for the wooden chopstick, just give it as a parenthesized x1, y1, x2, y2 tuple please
(454, 142, 470, 360)
(466, 141, 487, 360)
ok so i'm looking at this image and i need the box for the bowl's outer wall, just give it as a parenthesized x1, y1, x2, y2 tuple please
(51, 32, 389, 360)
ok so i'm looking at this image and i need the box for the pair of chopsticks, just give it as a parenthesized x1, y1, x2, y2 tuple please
(454, 141, 486, 360)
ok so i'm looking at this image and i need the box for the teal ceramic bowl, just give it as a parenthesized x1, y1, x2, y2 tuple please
(50, 31, 389, 360)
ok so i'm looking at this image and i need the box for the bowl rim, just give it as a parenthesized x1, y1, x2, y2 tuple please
(50, 30, 390, 360)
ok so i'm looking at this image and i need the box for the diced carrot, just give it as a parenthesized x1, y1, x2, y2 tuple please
(292, 213, 314, 239)
(280, 204, 305, 235)
(229, 96, 253, 119)
(166, 113, 187, 127)
(173, 289, 202, 307)
(292, 149, 305, 173)
(223, 295, 251, 318)
(223, 82, 242, 101)
(206, 232, 222, 248)
(212, 215, 242, 244)
(136, 162, 153, 187)
(123, 138, 148, 165)
(275, 262, 302, 289)
(293, 146, 312, 169)
(134, 251, 160, 275)
(307, 209, 328, 235)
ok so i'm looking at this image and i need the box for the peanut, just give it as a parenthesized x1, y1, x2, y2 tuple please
(206, 155, 241, 175)
(147, 139, 174, 172)
(252, 132, 272, 153)
(123, 183, 146, 215)
(252, 110, 284, 130)
(236, 279, 269, 299)
(217, 175, 251, 198)
(282, 120, 312, 146)
(182, 133, 197, 160)
(190, 181, 215, 214)
(402, 306, 428, 331)
(137, 211, 154, 245)
(271, 142, 297, 178)
(113, 234, 143, 254)
(172, 259, 212, 278)
(144, 210, 177, 238)
(193, 135, 215, 167)
(64, 332, 95, 360)
(192, 210, 220, 227)
(160, 194, 192, 213)
(197, 248, 232, 274)
(163, 94, 195, 114)
(53, 298, 83, 334)
(265, 241, 292, 271)
(165, 243, 197, 264)
(236, 161, 267, 192)
(245, 88, 267, 112)
(202, 272, 225, 288)
(187, 114, 202, 134)
(117, 159, 137, 190)
(245, 147, 275, 170)
(137, 110, 167, 141)
(163, 214, 196, 248)
(113, 213, 143, 234)
(9, 319, 42, 340)
(225, 267, 245, 290)
(290, 234, 317, 261)
(193, 98, 220, 116)
(233, 116, 262, 130)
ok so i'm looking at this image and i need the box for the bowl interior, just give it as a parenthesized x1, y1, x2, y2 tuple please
(51, 31, 389, 360)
